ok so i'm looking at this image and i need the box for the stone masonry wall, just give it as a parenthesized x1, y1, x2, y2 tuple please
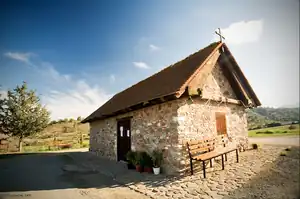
(89, 100, 182, 174)
(202, 62, 238, 100)
(176, 97, 248, 174)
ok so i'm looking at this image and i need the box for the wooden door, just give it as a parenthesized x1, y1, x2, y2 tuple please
(117, 119, 131, 161)
(216, 112, 227, 136)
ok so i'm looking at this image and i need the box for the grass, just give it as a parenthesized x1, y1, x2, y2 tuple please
(248, 124, 300, 137)
(23, 141, 90, 152)
(1, 121, 90, 153)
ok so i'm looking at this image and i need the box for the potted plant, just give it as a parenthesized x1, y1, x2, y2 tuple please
(151, 149, 163, 175)
(141, 152, 153, 173)
(134, 151, 143, 172)
(125, 150, 136, 170)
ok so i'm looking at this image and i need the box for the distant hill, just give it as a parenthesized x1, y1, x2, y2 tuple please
(280, 103, 300, 108)
(247, 107, 299, 129)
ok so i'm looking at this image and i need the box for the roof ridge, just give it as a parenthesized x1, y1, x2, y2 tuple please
(112, 41, 221, 99)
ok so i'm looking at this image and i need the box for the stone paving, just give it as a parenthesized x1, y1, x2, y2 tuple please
(70, 146, 300, 199)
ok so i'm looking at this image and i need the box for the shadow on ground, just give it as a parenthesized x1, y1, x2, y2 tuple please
(223, 146, 300, 199)
(0, 146, 299, 199)
(0, 152, 124, 192)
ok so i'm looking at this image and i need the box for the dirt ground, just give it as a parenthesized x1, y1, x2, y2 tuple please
(0, 152, 149, 199)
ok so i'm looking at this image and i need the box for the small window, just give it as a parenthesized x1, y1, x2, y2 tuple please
(215, 112, 227, 135)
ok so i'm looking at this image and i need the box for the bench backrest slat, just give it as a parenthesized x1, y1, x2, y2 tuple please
(187, 138, 216, 158)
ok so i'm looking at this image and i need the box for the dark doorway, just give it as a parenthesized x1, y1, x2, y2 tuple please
(117, 118, 131, 161)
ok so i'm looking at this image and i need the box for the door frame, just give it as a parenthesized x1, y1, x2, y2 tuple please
(116, 118, 131, 161)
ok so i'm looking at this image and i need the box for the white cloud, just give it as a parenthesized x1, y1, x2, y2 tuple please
(149, 44, 160, 51)
(4, 52, 34, 64)
(110, 74, 116, 83)
(213, 20, 264, 45)
(42, 82, 111, 120)
(10, 55, 114, 120)
(133, 62, 150, 69)
(0, 90, 7, 99)
(41, 69, 112, 120)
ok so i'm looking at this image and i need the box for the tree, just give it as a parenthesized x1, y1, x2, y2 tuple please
(76, 116, 82, 122)
(49, 120, 57, 125)
(0, 82, 50, 152)
(58, 119, 64, 123)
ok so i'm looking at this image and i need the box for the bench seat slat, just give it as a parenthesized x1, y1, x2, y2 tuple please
(189, 146, 212, 154)
(193, 151, 219, 160)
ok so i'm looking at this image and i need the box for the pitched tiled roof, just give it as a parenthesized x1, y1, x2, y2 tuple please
(82, 41, 260, 123)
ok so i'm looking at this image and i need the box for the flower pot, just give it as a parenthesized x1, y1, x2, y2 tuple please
(144, 167, 152, 173)
(153, 167, 160, 175)
(127, 163, 135, 170)
(135, 165, 143, 172)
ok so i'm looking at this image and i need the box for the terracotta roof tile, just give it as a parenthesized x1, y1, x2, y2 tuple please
(82, 42, 222, 122)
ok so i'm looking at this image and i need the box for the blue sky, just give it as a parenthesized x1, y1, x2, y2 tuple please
(0, 0, 299, 119)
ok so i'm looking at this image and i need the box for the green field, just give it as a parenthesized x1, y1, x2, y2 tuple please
(248, 124, 300, 137)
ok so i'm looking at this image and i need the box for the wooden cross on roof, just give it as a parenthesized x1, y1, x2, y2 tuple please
(215, 28, 225, 42)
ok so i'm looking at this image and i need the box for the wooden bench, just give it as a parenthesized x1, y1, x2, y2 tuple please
(187, 137, 239, 178)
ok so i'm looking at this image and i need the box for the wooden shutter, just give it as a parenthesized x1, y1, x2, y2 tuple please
(216, 112, 227, 135)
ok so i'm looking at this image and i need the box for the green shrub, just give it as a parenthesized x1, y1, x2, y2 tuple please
(63, 127, 68, 133)
(126, 150, 136, 165)
(49, 120, 57, 125)
(134, 151, 143, 165)
(265, 131, 273, 134)
(82, 143, 88, 148)
(140, 151, 153, 167)
(151, 149, 163, 167)
(280, 151, 287, 156)
(256, 131, 274, 134)
(288, 125, 297, 130)
(252, 143, 259, 149)
(69, 118, 75, 123)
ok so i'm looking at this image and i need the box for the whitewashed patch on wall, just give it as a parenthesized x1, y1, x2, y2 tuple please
(120, 126, 123, 137)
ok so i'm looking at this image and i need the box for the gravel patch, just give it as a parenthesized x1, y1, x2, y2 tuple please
(116, 146, 300, 199)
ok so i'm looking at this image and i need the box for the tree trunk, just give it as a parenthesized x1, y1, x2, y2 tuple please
(80, 131, 83, 146)
(18, 138, 23, 152)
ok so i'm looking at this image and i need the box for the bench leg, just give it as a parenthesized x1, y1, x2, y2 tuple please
(210, 159, 212, 167)
(221, 154, 225, 170)
(236, 149, 239, 163)
(202, 161, 206, 178)
(190, 158, 193, 175)
(225, 153, 227, 161)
